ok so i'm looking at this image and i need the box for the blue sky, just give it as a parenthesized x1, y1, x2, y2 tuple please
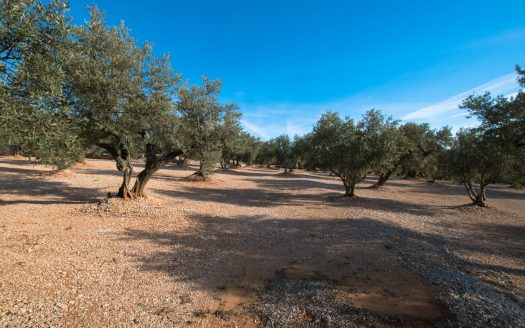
(69, 1, 525, 139)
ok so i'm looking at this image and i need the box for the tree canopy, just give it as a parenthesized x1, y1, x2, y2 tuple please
(1, 0, 523, 206)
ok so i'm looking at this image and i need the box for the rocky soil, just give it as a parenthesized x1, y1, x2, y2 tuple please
(0, 157, 524, 327)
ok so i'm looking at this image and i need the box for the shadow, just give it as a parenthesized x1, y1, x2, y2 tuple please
(0, 158, 102, 206)
(334, 196, 443, 217)
(246, 177, 344, 192)
(120, 212, 524, 325)
(154, 186, 337, 208)
(219, 167, 281, 178)
(384, 179, 525, 201)
(0, 174, 101, 206)
(119, 214, 415, 294)
(75, 168, 122, 178)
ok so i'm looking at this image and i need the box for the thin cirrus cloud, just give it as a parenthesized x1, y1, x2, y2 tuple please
(401, 73, 520, 120)
(239, 73, 521, 140)
(239, 102, 328, 140)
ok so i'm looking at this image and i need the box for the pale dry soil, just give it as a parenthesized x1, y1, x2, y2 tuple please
(0, 157, 524, 327)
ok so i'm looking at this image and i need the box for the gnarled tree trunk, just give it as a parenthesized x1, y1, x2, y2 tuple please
(117, 157, 133, 199)
(462, 177, 487, 207)
(343, 179, 355, 197)
(421, 171, 435, 183)
(97, 141, 134, 199)
(331, 168, 357, 197)
(131, 144, 183, 197)
(372, 170, 393, 188)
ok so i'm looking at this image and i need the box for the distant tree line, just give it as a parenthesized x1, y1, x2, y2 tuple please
(1, 0, 523, 206)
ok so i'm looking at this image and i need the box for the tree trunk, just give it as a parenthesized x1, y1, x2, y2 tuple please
(372, 170, 393, 188)
(131, 169, 152, 197)
(405, 170, 417, 178)
(421, 172, 435, 183)
(131, 145, 183, 197)
(116, 156, 133, 199)
(97, 141, 134, 199)
(331, 168, 356, 197)
(343, 179, 355, 197)
(463, 179, 487, 207)
(194, 160, 207, 178)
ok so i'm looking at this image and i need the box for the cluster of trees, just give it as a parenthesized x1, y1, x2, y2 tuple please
(256, 112, 453, 197)
(1, 1, 523, 206)
(254, 70, 525, 206)
(1, 1, 250, 198)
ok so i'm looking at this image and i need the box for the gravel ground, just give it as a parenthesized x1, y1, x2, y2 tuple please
(0, 157, 524, 327)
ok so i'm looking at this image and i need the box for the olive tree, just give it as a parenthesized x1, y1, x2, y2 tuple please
(237, 134, 261, 166)
(446, 129, 509, 206)
(68, 7, 180, 198)
(358, 110, 403, 188)
(459, 66, 525, 188)
(256, 140, 277, 167)
(218, 110, 244, 168)
(273, 134, 295, 173)
(397, 123, 452, 182)
(311, 112, 363, 197)
(0, 0, 84, 169)
(312, 110, 406, 196)
(178, 78, 239, 179)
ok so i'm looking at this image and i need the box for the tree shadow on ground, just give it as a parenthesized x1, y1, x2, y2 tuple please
(153, 177, 442, 216)
(245, 177, 344, 192)
(119, 212, 524, 324)
(384, 179, 525, 201)
(332, 196, 443, 217)
(119, 214, 420, 298)
(219, 167, 281, 178)
(120, 214, 525, 293)
(430, 220, 525, 263)
(0, 174, 101, 206)
(153, 186, 337, 208)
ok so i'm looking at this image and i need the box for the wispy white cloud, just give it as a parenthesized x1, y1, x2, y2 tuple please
(238, 73, 521, 140)
(240, 119, 272, 140)
(239, 101, 328, 140)
(401, 73, 520, 120)
(239, 97, 426, 140)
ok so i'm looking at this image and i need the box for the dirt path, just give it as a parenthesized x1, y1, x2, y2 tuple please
(1, 157, 524, 327)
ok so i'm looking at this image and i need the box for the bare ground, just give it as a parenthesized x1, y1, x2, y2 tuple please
(0, 157, 524, 327)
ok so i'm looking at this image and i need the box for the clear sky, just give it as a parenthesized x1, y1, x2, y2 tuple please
(68, 1, 525, 139)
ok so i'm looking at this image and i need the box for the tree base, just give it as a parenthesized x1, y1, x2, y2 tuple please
(183, 172, 211, 182)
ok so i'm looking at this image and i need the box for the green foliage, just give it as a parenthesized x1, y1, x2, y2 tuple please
(516, 64, 525, 88)
(311, 112, 362, 196)
(457, 67, 525, 192)
(358, 110, 403, 180)
(178, 78, 239, 177)
(218, 110, 244, 167)
(397, 123, 452, 181)
(256, 140, 277, 166)
(460, 91, 525, 150)
(1, 0, 85, 168)
(311, 110, 410, 196)
(66, 6, 181, 196)
(238, 134, 261, 165)
(446, 128, 510, 206)
(69, 7, 179, 148)
(274, 134, 295, 172)
(291, 134, 315, 169)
